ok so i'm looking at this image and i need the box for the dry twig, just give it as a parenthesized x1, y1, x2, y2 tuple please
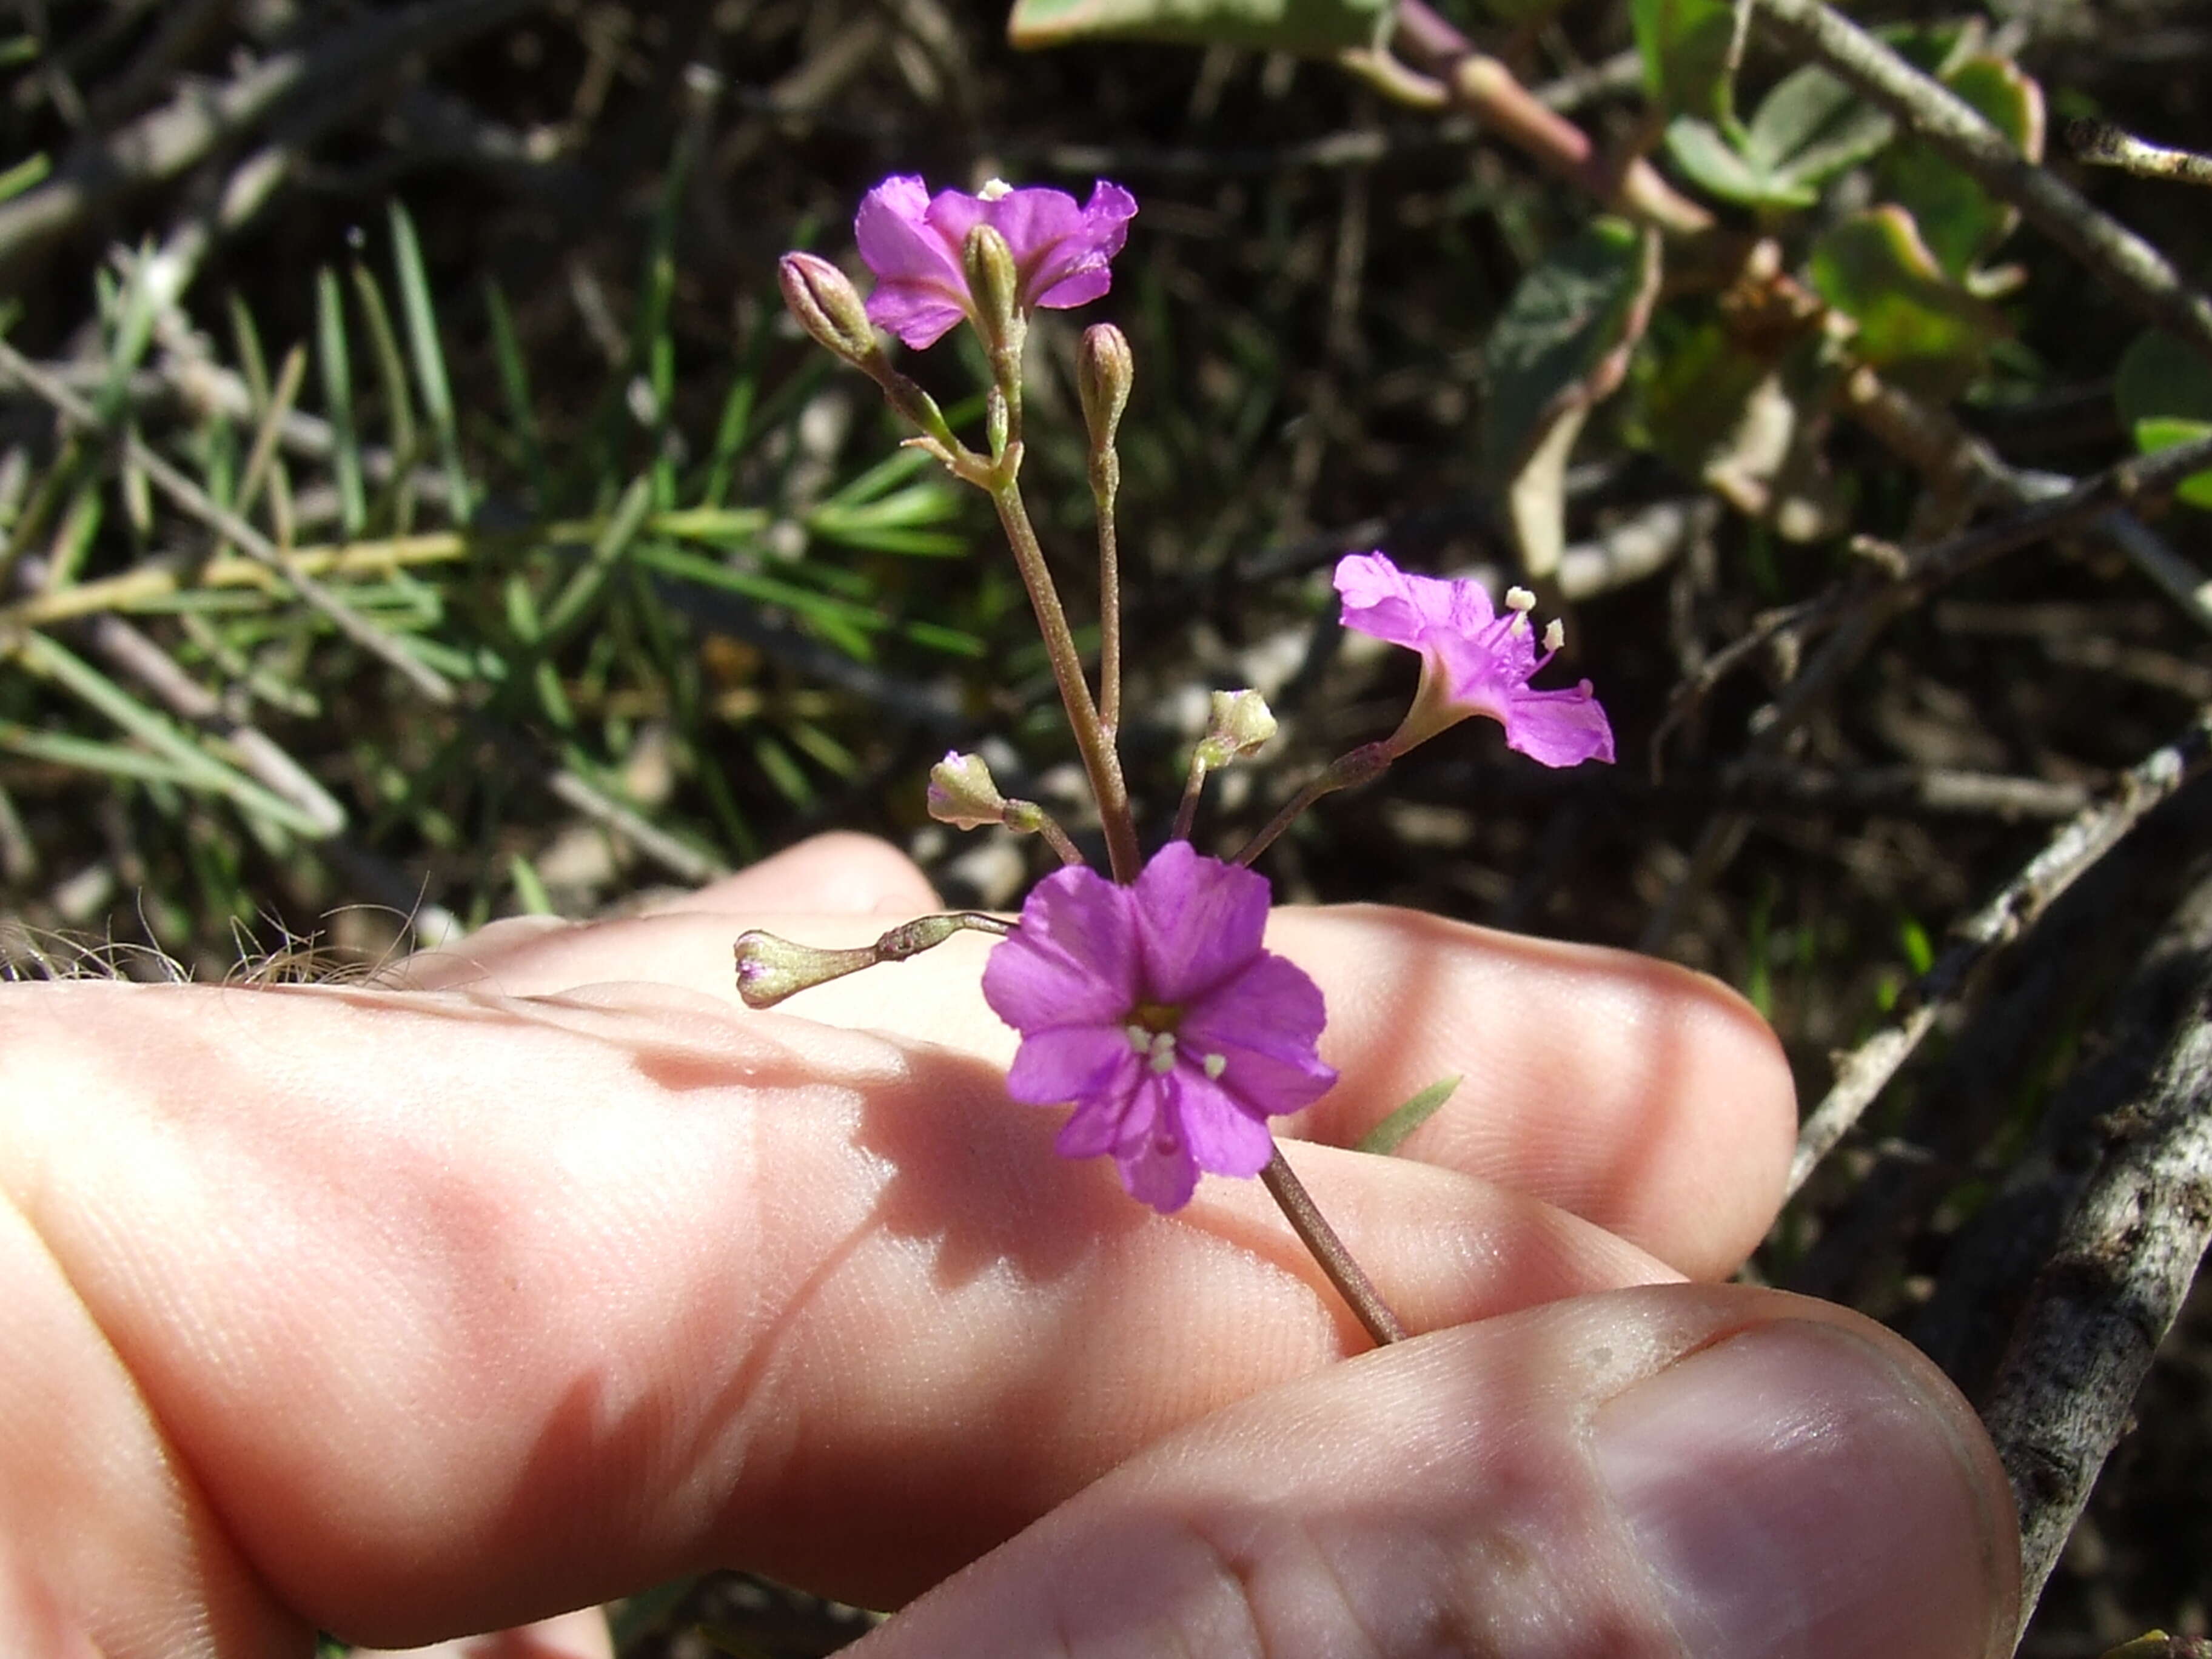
(1980, 930, 2212, 1627)
(1787, 706, 2212, 1198)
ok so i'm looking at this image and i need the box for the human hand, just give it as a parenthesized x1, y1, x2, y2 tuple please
(0, 832, 2019, 1658)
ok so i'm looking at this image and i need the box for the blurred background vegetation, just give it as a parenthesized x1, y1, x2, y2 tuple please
(2, 1, 2209, 1654)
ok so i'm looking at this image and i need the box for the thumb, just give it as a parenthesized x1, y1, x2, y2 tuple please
(857, 1284, 2020, 1659)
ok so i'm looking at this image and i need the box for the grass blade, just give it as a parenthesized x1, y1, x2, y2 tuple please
(386, 200, 473, 523)
(315, 267, 367, 536)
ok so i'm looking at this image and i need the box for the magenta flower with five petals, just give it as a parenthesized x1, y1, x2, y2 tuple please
(980, 840, 1334, 1213)
(1335, 551, 1615, 768)
(855, 174, 1138, 350)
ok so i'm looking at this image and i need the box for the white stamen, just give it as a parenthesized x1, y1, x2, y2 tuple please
(1504, 586, 1537, 613)
(1543, 618, 1565, 652)
(1125, 1024, 1151, 1054)
(977, 178, 1014, 200)
(1509, 613, 1529, 637)
(1202, 1052, 1227, 1080)
(1149, 1047, 1176, 1075)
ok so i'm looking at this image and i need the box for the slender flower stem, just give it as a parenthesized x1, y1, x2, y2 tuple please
(990, 473, 1142, 882)
(1261, 1148, 1407, 1347)
(1232, 740, 1395, 868)
(1091, 448, 1122, 736)
(1026, 809, 1087, 868)
(1171, 757, 1207, 843)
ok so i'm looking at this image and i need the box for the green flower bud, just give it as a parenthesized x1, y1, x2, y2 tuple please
(1078, 323, 1134, 451)
(777, 252, 878, 367)
(1193, 688, 1278, 773)
(962, 223, 1021, 352)
(927, 750, 1007, 830)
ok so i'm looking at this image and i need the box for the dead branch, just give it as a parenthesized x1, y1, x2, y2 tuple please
(1788, 706, 2212, 1198)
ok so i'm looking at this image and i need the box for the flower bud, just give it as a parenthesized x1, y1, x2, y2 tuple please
(1193, 688, 1277, 773)
(927, 750, 1007, 830)
(778, 252, 878, 366)
(962, 223, 1021, 350)
(732, 929, 874, 1009)
(1078, 323, 1133, 451)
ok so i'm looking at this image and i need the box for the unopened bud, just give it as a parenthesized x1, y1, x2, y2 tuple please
(927, 750, 1007, 830)
(1078, 323, 1134, 451)
(962, 223, 1021, 349)
(779, 252, 877, 366)
(1193, 688, 1277, 773)
(733, 929, 874, 1008)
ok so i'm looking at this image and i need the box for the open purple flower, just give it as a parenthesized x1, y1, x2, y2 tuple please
(855, 175, 1138, 350)
(980, 840, 1334, 1213)
(1335, 551, 1615, 768)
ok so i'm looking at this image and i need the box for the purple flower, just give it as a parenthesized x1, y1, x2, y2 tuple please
(855, 175, 1138, 350)
(1335, 551, 1615, 768)
(980, 841, 1335, 1213)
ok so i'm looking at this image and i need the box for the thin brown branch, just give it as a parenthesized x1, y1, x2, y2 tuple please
(1786, 706, 2212, 1198)
(1655, 432, 2212, 763)
(1390, 1, 1714, 237)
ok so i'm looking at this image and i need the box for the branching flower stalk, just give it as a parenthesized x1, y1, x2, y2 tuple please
(764, 174, 1615, 1349)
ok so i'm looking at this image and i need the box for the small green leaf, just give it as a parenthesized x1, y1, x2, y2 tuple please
(2133, 420, 2212, 509)
(1356, 1076, 1461, 1158)
(1747, 66, 1894, 189)
(1879, 54, 2043, 276)
(1665, 119, 1800, 207)
(1008, 0, 1387, 55)
(1808, 207, 2006, 393)
(1632, 0, 1738, 120)
(1665, 67, 1892, 210)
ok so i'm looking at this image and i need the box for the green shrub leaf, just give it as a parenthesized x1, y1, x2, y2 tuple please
(1808, 206, 2006, 393)
(2116, 331, 2212, 508)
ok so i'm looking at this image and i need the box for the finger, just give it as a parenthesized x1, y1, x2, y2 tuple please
(861, 1285, 2021, 1659)
(652, 832, 939, 917)
(400, 834, 939, 988)
(0, 980, 1673, 1649)
(389, 903, 1791, 1278)
(351, 1609, 614, 1659)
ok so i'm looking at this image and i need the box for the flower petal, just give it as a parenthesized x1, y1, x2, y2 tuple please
(1182, 952, 1337, 1119)
(1333, 550, 1483, 654)
(863, 284, 968, 350)
(1114, 1079, 1201, 1213)
(856, 175, 961, 290)
(1005, 1023, 1139, 1108)
(1168, 1067, 1278, 1179)
(1131, 841, 1270, 1005)
(1030, 181, 1137, 308)
(1503, 681, 1617, 767)
(1052, 1053, 1150, 1159)
(981, 865, 1140, 1032)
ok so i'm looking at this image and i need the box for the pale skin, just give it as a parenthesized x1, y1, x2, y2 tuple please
(0, 833, 2021, 1659)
